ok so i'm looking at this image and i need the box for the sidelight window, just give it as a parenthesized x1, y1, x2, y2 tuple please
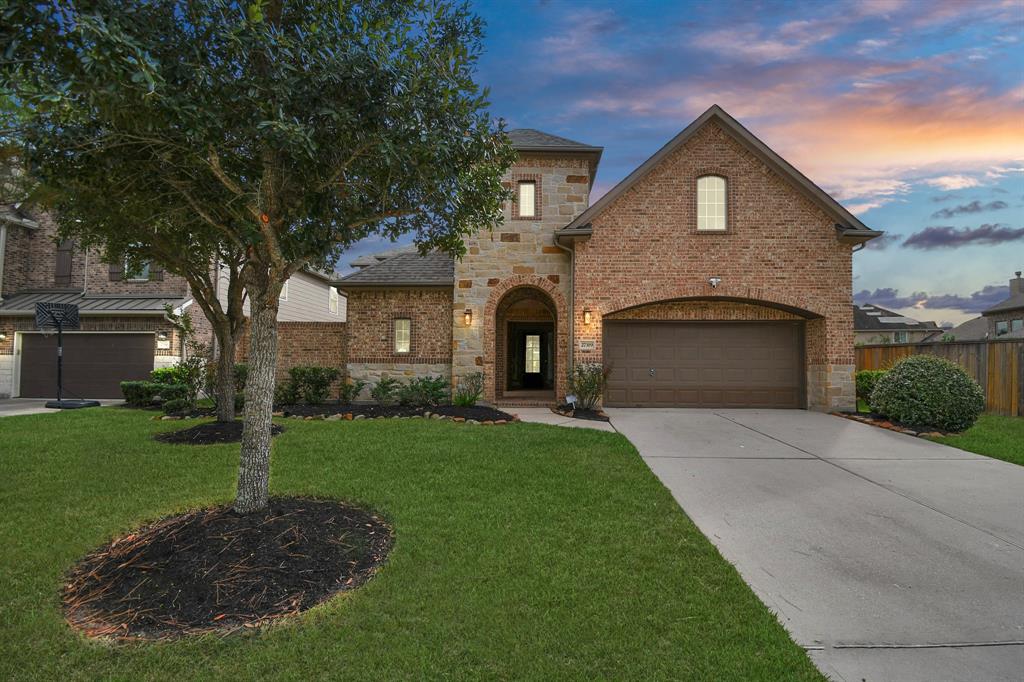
(525, 334, 541, 373)
(394, 318, 411, 353)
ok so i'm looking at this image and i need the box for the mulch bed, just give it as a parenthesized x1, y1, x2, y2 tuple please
(155, 420, 284, 445)
(833, 411, 948, 438)
(552, 404, 611, 422)
(62, 497, 392, 640)
(280, 403, 516, 422)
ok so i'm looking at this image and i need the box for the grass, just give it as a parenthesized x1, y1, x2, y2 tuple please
(0, 408, 822, 681)
(930, 414, 1024, 467)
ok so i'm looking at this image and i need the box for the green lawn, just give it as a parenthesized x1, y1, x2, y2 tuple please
(930, 415, 1024, 467)
(0, 408, 821, 681)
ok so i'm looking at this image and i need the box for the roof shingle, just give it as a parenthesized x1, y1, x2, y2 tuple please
(506, 129, 602, 152)
(337, 251, 454, 288)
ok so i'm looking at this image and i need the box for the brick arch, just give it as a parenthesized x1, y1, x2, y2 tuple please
(483, 275, 569, 402)
(596, 283, 824, 322)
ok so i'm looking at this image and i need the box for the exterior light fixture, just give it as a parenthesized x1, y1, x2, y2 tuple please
(0, 332, 6, 341)
(708, 276, 722, 289)
(464, 309, 472, 326)
(583, 308, 592, 325)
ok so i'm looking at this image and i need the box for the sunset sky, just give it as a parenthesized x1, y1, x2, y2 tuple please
(346, 0, 1024, 326)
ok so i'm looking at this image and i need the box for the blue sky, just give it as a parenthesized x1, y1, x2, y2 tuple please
(343, 0, 1024, 326)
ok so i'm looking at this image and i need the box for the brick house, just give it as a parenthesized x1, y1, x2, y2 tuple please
(0, 208, 344, 398)
(339, 105, 880, 411)
(981, 272, 1024, 338)
(853, 304, 941, 345)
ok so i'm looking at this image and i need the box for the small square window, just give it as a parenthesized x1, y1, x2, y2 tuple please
(125, 259, 151, 282)
(995, 320, 1009, 336)
(518, 181, 536, 218)
(893, 331, 909, 343)
(394, 318, 411, 353)
(329, 287, 339, 315)
(1012, 319, 1023, 332)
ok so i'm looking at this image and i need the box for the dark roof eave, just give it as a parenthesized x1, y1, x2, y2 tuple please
(554, 225, 593, 246)
(0, 309, 174, 317)
(513, 145, 604, 154)
(837, 227, 884, 245)
(337, 282, 453, 290)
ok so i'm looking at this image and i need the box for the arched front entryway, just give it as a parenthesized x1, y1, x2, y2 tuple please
(494, 286, 558, 402)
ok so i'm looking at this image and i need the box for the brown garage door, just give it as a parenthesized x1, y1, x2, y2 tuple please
(603, 321, 804, 408)
(19, 333, 154, 399)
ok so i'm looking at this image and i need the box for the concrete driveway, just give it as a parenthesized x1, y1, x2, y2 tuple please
(0, 398, 121, 417)
(608, 408, 1024, 682)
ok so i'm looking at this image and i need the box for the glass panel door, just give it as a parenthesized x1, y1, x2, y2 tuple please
(525, 334, 541, 374)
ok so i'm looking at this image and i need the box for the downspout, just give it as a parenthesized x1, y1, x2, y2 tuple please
(552, 234, 575, 383)
(0, 223, 7, 300)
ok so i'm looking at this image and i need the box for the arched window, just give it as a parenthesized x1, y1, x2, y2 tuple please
(697, 175, 727, 231)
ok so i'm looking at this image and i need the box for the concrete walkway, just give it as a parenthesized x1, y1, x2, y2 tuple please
(510, 407, 616, 432)
(608, 408, 1024, 682)
(0, 398, 121, 417)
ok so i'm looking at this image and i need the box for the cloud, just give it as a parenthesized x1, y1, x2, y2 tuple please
(922, 175, 981, 191)
(902, 224, 1024, 249)
(930, 200, 1008, 218)
(854, 284, 1009, 313)
(862, 233, 903, 250)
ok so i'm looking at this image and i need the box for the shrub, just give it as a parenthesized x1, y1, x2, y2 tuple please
(274, 380, 298, 406)
(397, 376, 449, 407)
(338, 378, 368, 405)
(287, 365, 341, 405)
(151, 366, 185, 385)
(855, 369, 887, 404)
(204, 362, 248, 408)
(162, 398, 191, 415)
(121, 381, 158, 407)
(869, 355, 984, 432)
(568, 363, 611, 410)
(370, 377, 400, 407)
(453, 372, 484, 407)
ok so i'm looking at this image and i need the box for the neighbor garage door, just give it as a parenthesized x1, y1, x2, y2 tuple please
(19, 333, 154, 399)
(603, 321, 804, 408)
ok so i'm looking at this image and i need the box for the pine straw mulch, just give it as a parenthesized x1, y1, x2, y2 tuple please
(62, 497, 393, 641)
(154, 420, 284, 445)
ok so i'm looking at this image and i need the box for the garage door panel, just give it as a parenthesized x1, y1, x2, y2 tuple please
(19, 333, 154, 399)
(604, 321, 804, 408)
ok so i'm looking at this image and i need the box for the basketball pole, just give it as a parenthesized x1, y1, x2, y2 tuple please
(56, 317, 63, 403)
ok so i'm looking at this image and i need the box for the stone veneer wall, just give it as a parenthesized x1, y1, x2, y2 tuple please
(453, 153, 590, 401)
(572, 120, 856, 411)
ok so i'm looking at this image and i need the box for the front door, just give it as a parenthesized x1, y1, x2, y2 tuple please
(507, 322, 554, 391)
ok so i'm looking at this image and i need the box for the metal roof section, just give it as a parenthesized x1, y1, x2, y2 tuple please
(0, 289, 187, 315)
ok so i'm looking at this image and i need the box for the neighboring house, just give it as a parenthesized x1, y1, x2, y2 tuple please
(981, 271, 1024, 339)
(853, 304, 940, 345)
(0, 206, 343, 398)
(946, 316, 989, 342)
(339, 105, 880, 411)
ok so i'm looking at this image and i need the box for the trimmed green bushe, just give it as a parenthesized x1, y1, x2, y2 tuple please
(855, 369, 887, 404)
(453, 372, 484, 407)
(869, 355, 985, 432)
(568, 363, 611, 410)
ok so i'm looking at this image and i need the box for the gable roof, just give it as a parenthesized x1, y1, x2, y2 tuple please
(983, 291, 1024, 315)
(507, 129, 603, 153)
(949, 316, 988, 341)
(555, 105, 882, 244)
(853, 304, 939, 331)
(336, 251, 454, 288)
(349, 244, 419, 269)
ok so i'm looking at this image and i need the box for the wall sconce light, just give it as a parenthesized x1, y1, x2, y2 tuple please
(464, 309, 472, 326)
(708, 276, 722, 289)
(583, 308, 592, 325)
(0, 332, 6, 341)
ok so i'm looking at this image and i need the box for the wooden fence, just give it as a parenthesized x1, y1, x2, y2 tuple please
(856, 340, 1023, 417)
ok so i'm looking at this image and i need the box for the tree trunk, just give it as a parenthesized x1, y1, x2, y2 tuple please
(213, 322, 236, 423)
(234, 290, 279, 513)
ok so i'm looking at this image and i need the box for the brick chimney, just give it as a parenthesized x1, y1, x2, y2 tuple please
(1012, 271, 1024, 296)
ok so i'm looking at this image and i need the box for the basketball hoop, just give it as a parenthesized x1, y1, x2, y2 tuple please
(35, 302, 99, 410)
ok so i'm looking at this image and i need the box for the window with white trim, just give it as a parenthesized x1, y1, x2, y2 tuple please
(329, 287, 340, 315)
(518, 181, 536, 218)
(125, 258, 151, 282)
(525, 335, 541, 374)
(697, 175, 727, 231)
(394, 318, 411, 353)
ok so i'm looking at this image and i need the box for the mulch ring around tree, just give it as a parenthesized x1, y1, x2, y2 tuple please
(280, 403, 516, 423)
(62, 497, 393, 641)
(154, 420, 284, 445)
(552, 404, 611, 422)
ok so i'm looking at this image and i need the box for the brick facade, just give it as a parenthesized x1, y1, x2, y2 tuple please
(236, 321, 347, 386)
(571, 120, 856, 410)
